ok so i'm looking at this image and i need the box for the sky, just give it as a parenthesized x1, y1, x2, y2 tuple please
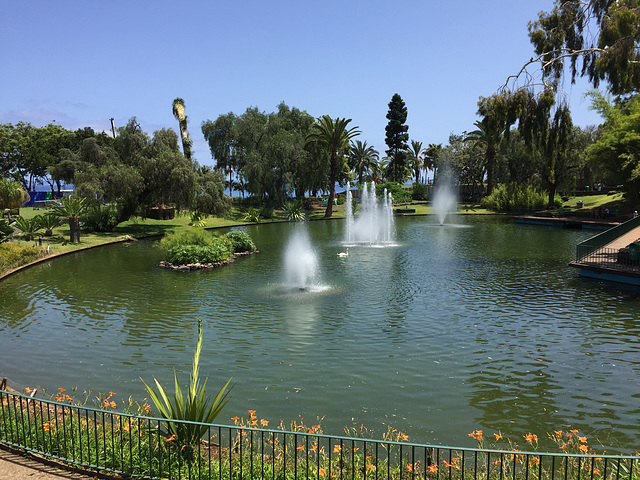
(1, 1, 603, 168)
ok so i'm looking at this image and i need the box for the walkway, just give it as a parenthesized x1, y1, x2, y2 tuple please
(0, 446, 110, 479)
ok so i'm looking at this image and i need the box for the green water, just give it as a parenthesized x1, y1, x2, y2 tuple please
(1, 216, 639, 451)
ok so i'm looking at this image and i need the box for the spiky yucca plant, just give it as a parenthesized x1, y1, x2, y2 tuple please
(141, 319, 232, 456)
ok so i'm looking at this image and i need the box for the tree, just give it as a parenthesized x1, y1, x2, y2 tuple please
(0, 178, 29, 213)
(51, 195, 89, 243)
(424, 143, 442, 182)
(348, 140, 379, 185)
(505, 0, 640, 96)
(587, 92, 640, 196)
(172, 98, 192, 160)
(384, 94, 410, 182)
(406, 140, 425, 184)
(473, 92, 525, 195)
(202, 112, 238, 196)
(306, 115, 360, 218)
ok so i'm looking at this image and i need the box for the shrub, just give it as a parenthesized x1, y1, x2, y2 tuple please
(243, 207, 260, 223)
(481, 183, 547, 212)
(224, 231, 256, 253)
(165, 243, 233, 264)
(374, 182, 412, 203)
(83, 205, 119, 232)
(411, 183, 428, 201)
(259, 206, 274, 219)
(12, 216, 42, 241)
(160, 229, 215, 252)
(0, 242, 43, 271)
(281, 202, 306, 222)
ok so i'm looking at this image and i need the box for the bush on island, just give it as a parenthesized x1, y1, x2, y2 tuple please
(160, 229, 255, 265)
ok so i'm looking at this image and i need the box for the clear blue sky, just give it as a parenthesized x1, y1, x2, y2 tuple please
(1, 1, 602, 167)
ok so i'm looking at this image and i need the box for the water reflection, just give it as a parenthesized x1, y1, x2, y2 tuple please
(2, 218, 640, 450)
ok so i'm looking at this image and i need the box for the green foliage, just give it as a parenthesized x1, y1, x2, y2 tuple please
(385, 93, 410, 182)
(224, 230, 256, 253)
(160, 229, 216, 251)
(36, 213, 60, 236)
(165, 243, 233, 264)
(375, 182, 411, 203)
(0, 242, 43, 270)
(0, 218, 14, 243)
(412, 182, 429, 200)
(282, 201, 306, 221)
(12, 215, 42, 240)
(242, 206, 261, 223)
(259, 205, 274, 219)
(0, 178, 29, 209)
(480, 183, 549, 212)
(141, 319, 233, 454)
(83, 205, 119, 232)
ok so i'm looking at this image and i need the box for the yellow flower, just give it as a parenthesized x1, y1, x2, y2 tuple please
(494, 431, 503, 440)
(43, 422, 50, 432)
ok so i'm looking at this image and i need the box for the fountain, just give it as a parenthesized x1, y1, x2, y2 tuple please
(431, 168, 457, 225)
(283, 226, 319, 291)
(344, 182, 395, 246)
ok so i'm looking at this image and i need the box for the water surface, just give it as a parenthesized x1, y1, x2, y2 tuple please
(1, 216, 639, 451)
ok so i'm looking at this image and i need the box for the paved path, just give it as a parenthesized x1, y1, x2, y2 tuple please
(0, 446, 109, 480)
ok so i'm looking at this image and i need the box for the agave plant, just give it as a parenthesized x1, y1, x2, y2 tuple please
(242, 206, 260, 223)
(0, 218, 14, 243)
(282, 201, 306, 222)
(12, 216, 42, 241)
(141, 319, 233, 456)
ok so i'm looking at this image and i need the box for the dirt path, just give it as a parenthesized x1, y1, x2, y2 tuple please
(0, 446, 112, 479)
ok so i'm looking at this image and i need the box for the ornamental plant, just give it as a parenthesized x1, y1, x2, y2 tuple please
(141, 318, 233, 457)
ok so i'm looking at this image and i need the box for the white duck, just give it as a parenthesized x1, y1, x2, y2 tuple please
(337, 248, 349, 257)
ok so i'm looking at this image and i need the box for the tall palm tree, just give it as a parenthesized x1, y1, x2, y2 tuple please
(349, 140, 379, 185)
(466, 120, 502, 195)
(406, 140, 425, 184)
(306, 116, 360, 218)
(172, 98, 192, 161)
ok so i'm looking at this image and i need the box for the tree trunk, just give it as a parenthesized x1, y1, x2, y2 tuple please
(548, 184, 557, 208)
(486, 144, 497, 195)
(325, 153, 338, 218)
(69, 216, 81, 243)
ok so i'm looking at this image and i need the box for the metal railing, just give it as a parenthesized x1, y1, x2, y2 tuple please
(1, 389, 639, 480)
(574, 246, 640, 271)
(576, 216, 640, 261)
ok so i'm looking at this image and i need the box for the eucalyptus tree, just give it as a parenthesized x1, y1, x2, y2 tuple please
(306, 115, 360, 218)
(348, 140, 379, 185)
(522, 0, 640, 96)
(202, 112, 238, 196)
(406, 140, 425, 184)
(172, 98, 192, 160)
(384, 93, 410, 182)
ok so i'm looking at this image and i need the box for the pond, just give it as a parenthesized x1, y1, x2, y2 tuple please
(1, 215, 639, 452)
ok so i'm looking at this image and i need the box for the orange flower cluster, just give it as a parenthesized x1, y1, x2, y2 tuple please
(468, 430, 483, 441)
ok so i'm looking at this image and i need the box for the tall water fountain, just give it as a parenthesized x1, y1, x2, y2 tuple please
(284, 226, 319, 291)
(432, 166, 457, 225)
(344, 182, 395, 246)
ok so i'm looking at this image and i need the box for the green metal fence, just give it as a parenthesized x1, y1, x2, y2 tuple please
(575, 216, 640, 261)
(1, 389, 639, 480)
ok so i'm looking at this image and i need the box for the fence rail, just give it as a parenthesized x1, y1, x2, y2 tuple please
(1, 389, 639, 480)
(576, 216, 640, 261)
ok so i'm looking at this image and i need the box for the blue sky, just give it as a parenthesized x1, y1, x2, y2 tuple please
(1, 1, 602, 167)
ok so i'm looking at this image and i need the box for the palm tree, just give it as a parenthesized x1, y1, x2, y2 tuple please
(306, 116, 360, 218)
(406, 140, 425, 184)
(466, 120, 502, 195)
(349, 140, 379, 185)
(172, 98, 192, 160)
(51, 195, 89, 243)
